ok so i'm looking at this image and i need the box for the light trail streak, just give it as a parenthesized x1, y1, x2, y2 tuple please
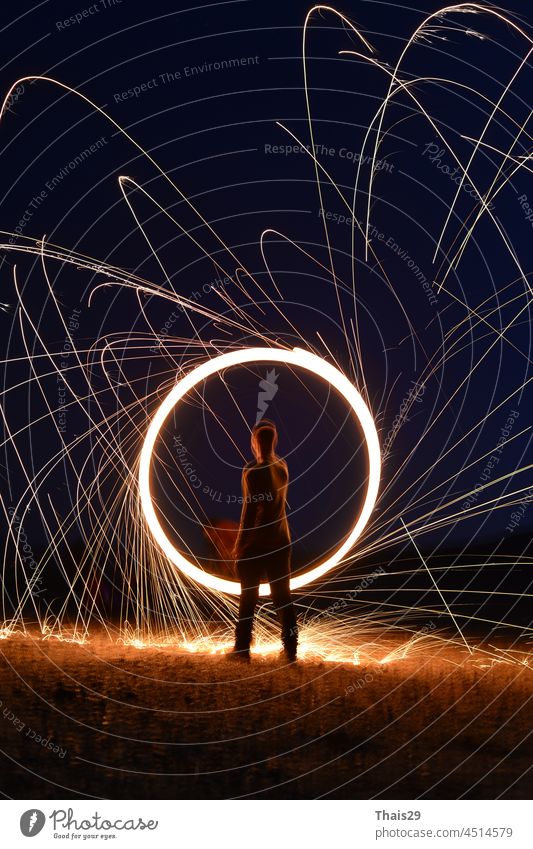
(400, 517, 472, 654)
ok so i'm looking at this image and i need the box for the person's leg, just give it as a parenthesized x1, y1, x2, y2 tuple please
(234, 560, 260, 655)
(267, 550, 297, 659)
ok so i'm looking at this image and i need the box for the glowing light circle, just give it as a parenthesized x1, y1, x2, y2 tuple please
(139, 347, 380, 596)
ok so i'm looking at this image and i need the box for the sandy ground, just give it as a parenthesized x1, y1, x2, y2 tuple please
(0, 632, 531, 799)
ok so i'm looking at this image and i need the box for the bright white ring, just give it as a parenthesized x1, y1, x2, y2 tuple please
(139, 347, 380, 596)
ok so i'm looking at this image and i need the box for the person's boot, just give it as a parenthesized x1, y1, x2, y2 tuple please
(282, 636, 297, 663)
(226, 646, 251, 662)
(234, 618, 253, 660)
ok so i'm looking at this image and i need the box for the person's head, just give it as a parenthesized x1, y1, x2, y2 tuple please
(251, 419, 278, 462)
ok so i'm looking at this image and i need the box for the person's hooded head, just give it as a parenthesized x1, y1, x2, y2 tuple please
(251, 419, 278, 461)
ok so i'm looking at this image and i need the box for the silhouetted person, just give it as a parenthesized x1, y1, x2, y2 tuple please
(230, 419, 297, 661)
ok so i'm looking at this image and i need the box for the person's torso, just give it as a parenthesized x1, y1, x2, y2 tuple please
(240, 458, 290, 553)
